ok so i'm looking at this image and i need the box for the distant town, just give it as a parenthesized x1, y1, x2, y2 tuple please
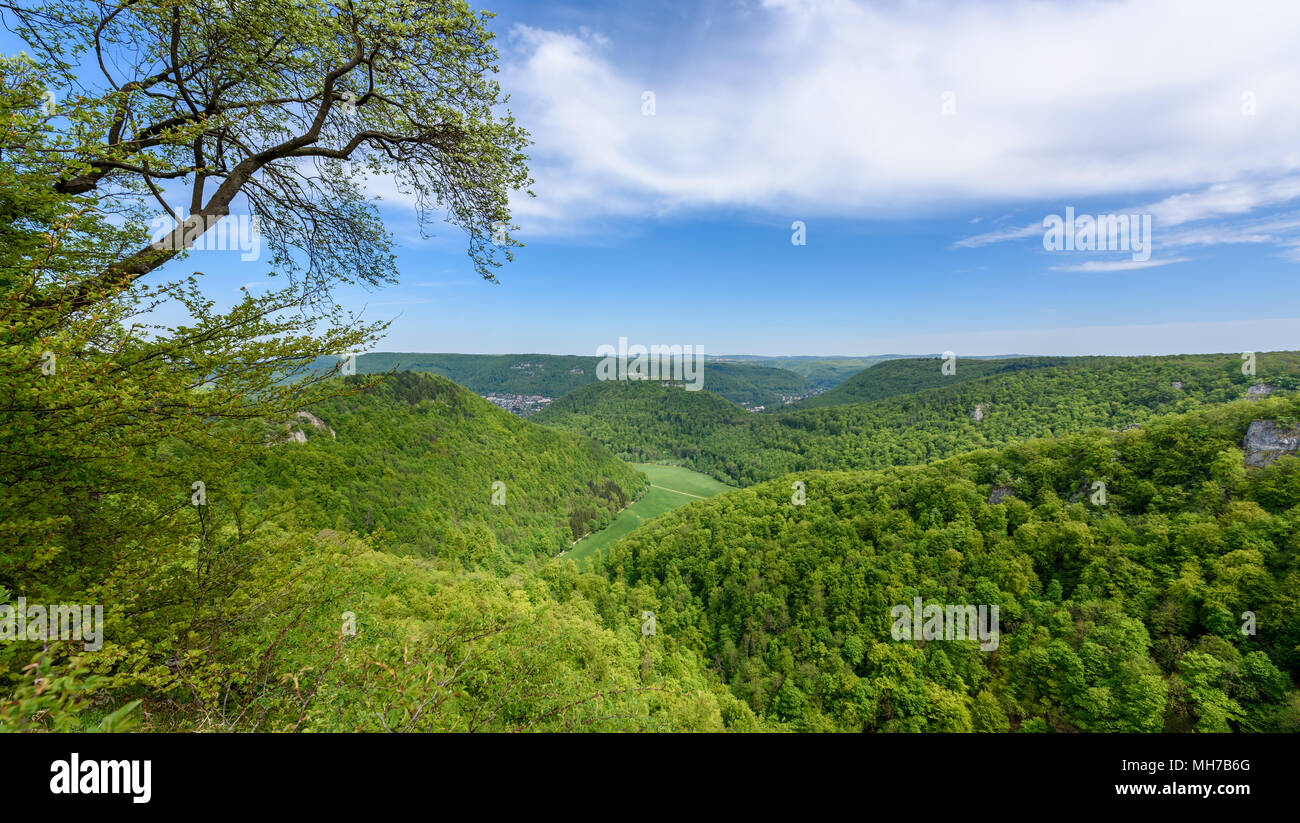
(738, 387, 827, 412)
(484, 393, 554, 417)
(481, 385, 828, 417)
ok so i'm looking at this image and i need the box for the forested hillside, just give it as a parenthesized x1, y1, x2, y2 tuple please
(535, 379, 752, 464)
(310, 352, 811, 409)
(720, 354, 1031, 390)
(246, 372, 647, 565)
(787, 356, 1068, 409)
(596, 396, 1300, 731)
(5, 364, 765, 732)
(314, 352, 599, 397)
(700, 361, 815, 408)
(538, 352, 1300, 485)
(712, 355, 905, 389)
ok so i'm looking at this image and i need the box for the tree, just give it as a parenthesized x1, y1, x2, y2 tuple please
(0, 0, 532, 728)
(4, 0, 533, 310)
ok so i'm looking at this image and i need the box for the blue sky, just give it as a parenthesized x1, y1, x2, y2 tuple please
(15, 0, 1300, 356)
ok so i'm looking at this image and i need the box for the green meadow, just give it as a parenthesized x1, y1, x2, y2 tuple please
(563, 463, 732, 565)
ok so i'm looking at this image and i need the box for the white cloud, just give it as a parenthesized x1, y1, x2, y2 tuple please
(497, 0, 1300, 236)
(1163, 212, 1300, 246)
(954, 178, 1300, 258)
(954, 223, 1043, 249)
(1145, 178, 1300, 227)
(1049, 257, 1189, 273)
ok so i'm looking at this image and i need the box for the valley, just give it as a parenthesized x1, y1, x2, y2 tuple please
(563, 463, 732, 566)
(255, 349, 1300, 731)
(13, 335, 1300, 734)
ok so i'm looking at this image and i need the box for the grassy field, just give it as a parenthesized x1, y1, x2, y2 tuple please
(562, 463, 732, 566)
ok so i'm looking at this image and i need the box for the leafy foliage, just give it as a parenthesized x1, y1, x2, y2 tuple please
(313, 351, 812, 409)
(539, 352, 1300, 485)
(596, 397, 1300, 731)
(247, 371, 648, 564)
(787, 356, 1068, 409)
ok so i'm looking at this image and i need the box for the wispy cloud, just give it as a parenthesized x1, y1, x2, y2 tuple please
(1049, 258, 1189, 273)
(954, 178, 1300, 261)
(953, 223, 1042, 249)
(1163, 213, 1300, 247)
(1146, 178, 1300, 227)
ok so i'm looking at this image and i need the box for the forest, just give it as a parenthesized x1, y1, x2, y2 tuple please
(309, 351, 814, 410)
(595, 395, 1300, 731)
(537, 352, 1300, 485)
(246, 371, 648, 564)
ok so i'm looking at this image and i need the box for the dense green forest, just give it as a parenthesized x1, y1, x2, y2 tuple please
(537, 379, 753, 463)
(713, 355, 905, 389)
(595, 395, 1300, 731)
(247, 372, 648, 565)
(787, 356, 1069, 409)
(537, 352, 1300, 485)
(702, 361, 816, 408)
(309, 352, 812, 409)
(2, 368, 760, 732)
(721, 354, 1030, 390)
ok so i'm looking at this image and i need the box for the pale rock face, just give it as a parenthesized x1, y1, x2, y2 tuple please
(971, 404, 984, 421)
(987, 485, 1015, 505)
(295, 410, 337, 439)
(268, 410, 336, 446)
(1242, 420, 1300, 467)
(1066, 480, 1091, 504)
(1171, 381, 1184, 390)
(1247, 384, 1277, 399)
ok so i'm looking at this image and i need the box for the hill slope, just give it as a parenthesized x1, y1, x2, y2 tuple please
(247, 371, 648, 564)
(787, 356, 1068, 410)
(598, 395, 1300, 732)
(537, 352, 1300, 486)
(565, 463, 732, 566)
(311, 352, 811, 411)
(712, 355, 906, 389)
(535, 380, 751, 464)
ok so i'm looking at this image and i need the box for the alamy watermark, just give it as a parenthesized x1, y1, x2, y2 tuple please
(1043, 207, 1152, 262)
(149, 210, 262, 261)
(0, 597, 103, 651)
(50, 753, 151, 804)
(596, 337, 704, 391)
(891, 597, 999, 651)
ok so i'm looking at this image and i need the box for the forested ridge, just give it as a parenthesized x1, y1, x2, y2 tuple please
(594, 396, 1300, 731)
(309, 351, 813, 409)
(3, 368, 760, 731)
(786, 355, 1070, 409)
(537, 351, 1300, 485)
(246, 372, 648, 565)
(712, 355, 914, 388)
